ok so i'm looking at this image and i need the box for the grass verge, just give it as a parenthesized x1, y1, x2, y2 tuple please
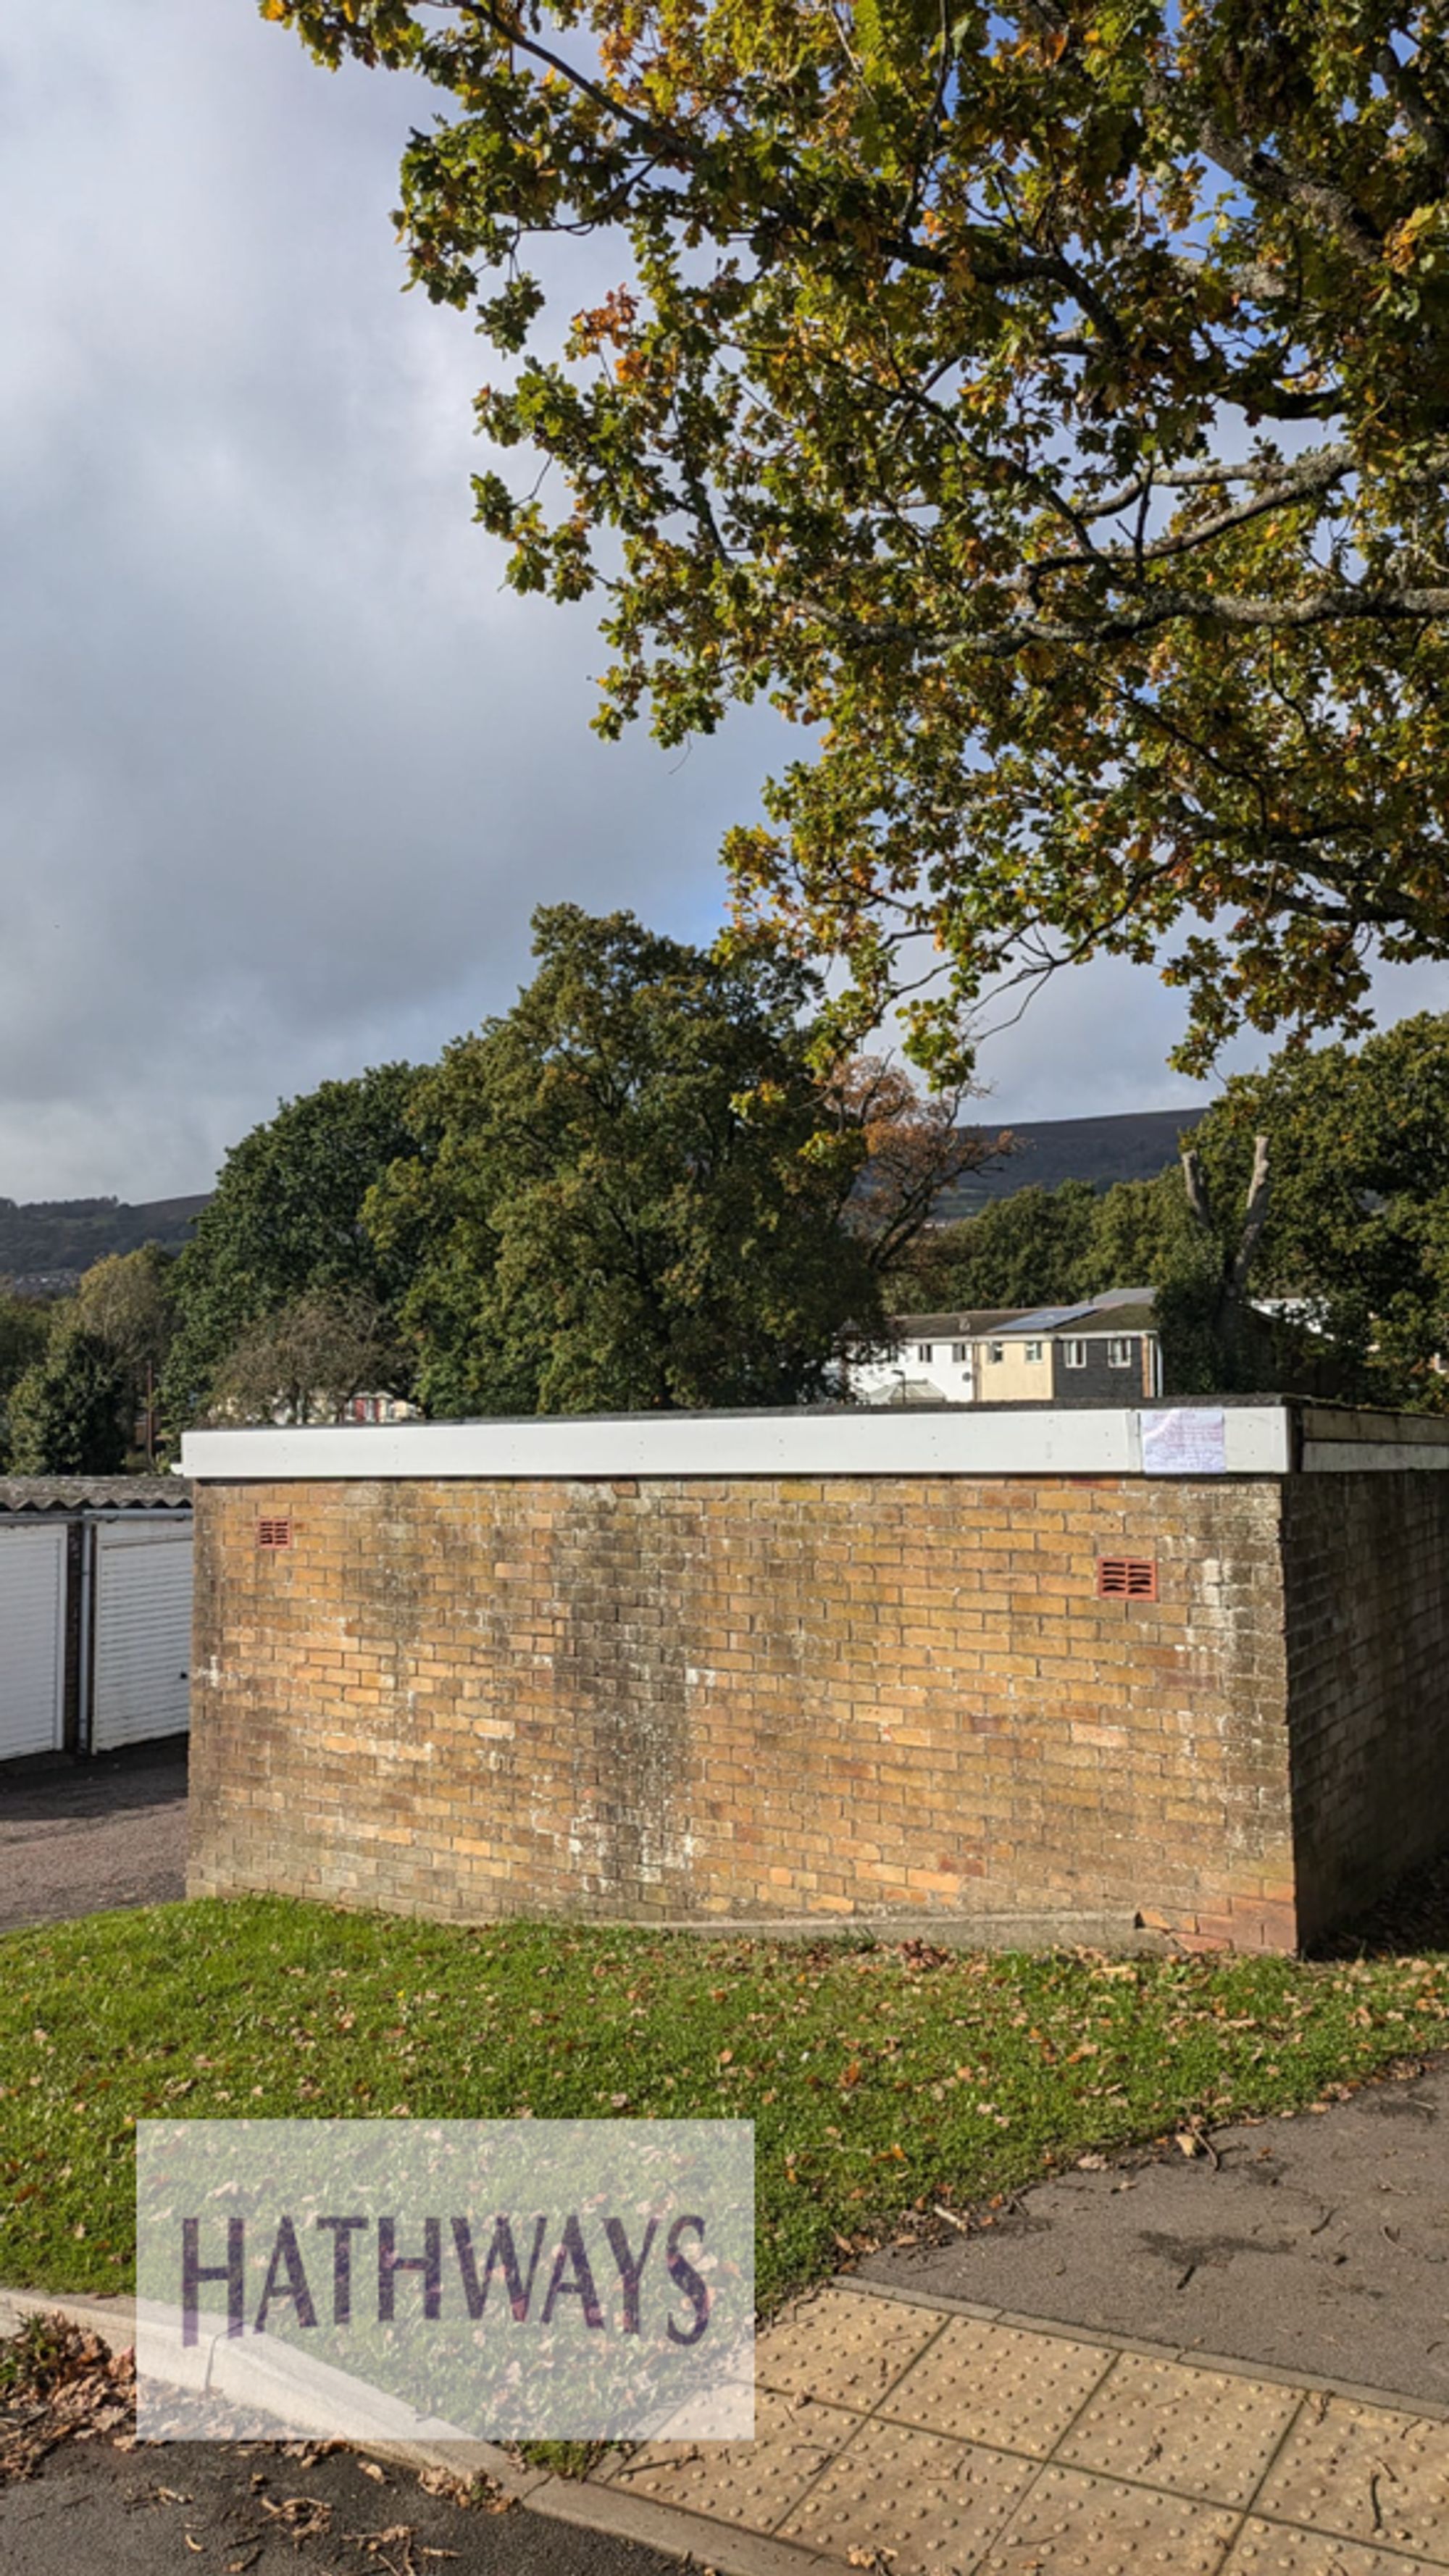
(2, 1897, 1447, 2309)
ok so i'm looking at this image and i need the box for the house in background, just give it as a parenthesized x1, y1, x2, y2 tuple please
(848, 1310, 1024, 1406)
(847, 1287, 1161, 1405)
(339, 1393, 419, 1426)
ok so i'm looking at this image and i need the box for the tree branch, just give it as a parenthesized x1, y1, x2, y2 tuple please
(1229, 1134, 1272, 1302)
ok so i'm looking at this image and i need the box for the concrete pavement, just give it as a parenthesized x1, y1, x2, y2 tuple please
(861, 2057, 1449, 2406)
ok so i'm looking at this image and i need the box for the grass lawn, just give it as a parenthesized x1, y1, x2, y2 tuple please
(2, 1897, 1447, 2311)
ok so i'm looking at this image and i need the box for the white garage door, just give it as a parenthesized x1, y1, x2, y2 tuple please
(0, 1524, 67, 1760)
(91, 1521, 193, 1752)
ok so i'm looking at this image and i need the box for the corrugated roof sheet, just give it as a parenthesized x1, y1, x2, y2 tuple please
(0, 1476, 193, 1514)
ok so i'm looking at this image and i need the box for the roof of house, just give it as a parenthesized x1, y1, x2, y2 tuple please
(884, 1290, 1158, 1342)
(880, 1309, 1040, 1338)
(0, 1476, 193, 1514)
(993, 1289, 1158, 1338)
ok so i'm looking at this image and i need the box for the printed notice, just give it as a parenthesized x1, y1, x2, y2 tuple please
(1140, 1405, 1227, 1476)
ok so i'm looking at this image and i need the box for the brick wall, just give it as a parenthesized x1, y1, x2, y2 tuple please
(1283, 1473, 1449, 1944)
(188, 1472, 1300, 1949)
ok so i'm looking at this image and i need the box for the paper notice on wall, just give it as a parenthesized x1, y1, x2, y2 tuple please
(1140, 1406, 1227, 1475)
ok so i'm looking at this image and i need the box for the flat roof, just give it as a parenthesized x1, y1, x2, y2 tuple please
(180, 1402, 1449, 1484)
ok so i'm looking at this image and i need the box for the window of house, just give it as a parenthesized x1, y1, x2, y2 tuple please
(1024, 1340, 1043, 1362)
(987, 1342, 1004, 1363)
(916, 1343, 934, 1362)
(1108, 1337, 1134, 1368)
(1063, 1339, 1087, 1368)
(951, 1342, 969, 1363)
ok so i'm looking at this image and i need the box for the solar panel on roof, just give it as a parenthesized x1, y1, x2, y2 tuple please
(1001, 1302, 1099, 1334)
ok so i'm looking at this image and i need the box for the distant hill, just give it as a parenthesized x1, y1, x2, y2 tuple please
(1, 1105, 1210, 1289)
(935, 1105, 1210, 1223)
(0, 1192, 210, 1293)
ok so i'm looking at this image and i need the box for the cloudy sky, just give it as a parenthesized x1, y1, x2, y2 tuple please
(3, 2, 1446, 1204)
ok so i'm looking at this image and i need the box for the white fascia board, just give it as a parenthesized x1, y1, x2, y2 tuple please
(183, 1405, 1290, 1485)
(1222, 1409, 1295, 1474)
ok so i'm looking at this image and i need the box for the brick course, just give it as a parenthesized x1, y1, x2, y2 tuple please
(188, 1471, 1310, 1946)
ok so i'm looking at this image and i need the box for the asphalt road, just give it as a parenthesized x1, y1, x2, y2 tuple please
(0, 1742, 189, 1933)
(0, 2434, 677, 2576)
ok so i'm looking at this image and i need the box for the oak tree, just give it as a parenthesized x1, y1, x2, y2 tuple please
(268, 0, 1449, 1075)
(368, 903, 894, 1412)
(161, 1065, 419, 1433)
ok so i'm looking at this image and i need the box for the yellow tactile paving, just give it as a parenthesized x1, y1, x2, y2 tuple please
(777, 2417, 1035, 2571)
(754, 2284, 943, 2412)
(593, 2287, 1449, 2576)
(1057, 2352, 1303, 2505)
(877, 2311, 1115, 2455)
(1253, 2395, 1449, 2561)
(1222, 2521, 1427, 2575)
(606, 2383, 859, 2528)
(973, 2462, 1241, 2575)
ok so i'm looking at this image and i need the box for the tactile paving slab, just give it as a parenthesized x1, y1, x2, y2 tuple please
(603, 2386, 859, 2530)
(974, 2463, 1241, 2576)
(1253, 2396, 1449, 2559)
(1222, 2520, 1429, 2575)
(1057, 2353, 1304, 2504)
(878, 2312, 1115, 2455)
(756, 2286, 943, 2412)
(777, 2417, 1037, 2575)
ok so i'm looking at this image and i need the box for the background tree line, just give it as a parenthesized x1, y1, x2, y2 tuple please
(900, 1013, 1449, 1411)
(7, 925, 1449, 1475)
(0, 905, 992, 1468)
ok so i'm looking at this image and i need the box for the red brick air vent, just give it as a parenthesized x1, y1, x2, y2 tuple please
(256, 1517, 292, 1550)
(1096, 1555, 1158, 1601)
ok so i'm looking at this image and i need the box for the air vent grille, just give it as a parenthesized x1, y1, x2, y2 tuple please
(256, 1517, 292, 1550)
(1096, 1555, 1157, 1600)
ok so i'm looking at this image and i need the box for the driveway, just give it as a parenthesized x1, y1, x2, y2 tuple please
(0, 1744, 189, 1933)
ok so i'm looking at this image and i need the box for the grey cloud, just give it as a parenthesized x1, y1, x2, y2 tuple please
(1, 1, 1443, 1204)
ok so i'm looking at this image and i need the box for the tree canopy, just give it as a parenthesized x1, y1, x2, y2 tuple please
(208, 1289, 404, 1426)
(6, 1327, 131, 1479)
(270, 0, 1449, 1076)
(369, 903, 895, 1411)
(899, 1013, 1449, 1405)
(161, 1066, 419, 1434)
(0, 1290, 52, 1471)
(1174, 1011, 1449, 1404)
